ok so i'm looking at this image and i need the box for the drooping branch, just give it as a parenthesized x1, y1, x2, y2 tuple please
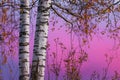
(94, 0, 120, 16)
(51, 5, 72, 24)
(52, 2, 82, 18)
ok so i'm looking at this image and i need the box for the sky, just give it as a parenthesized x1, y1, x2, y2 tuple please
(0, 0, 120, 80)
(45, 15, 120, 80)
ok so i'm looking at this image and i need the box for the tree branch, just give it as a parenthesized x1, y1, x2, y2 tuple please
(52, 2, 82, 18)
(51, 5, 72, 25)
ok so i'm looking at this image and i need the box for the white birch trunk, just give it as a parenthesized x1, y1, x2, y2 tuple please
(31, 0, 51, 80)
(19, 0, 30, 80)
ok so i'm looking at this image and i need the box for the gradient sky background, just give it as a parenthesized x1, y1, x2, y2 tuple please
(45, 13, 120, 80)
(0, 1, 120, 80)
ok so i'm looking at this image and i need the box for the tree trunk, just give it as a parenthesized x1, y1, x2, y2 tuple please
(31, 0, 51, 80)
(19, 0, 30, 80)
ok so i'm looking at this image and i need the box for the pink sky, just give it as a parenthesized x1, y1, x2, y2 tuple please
(45, 16, 120, 80)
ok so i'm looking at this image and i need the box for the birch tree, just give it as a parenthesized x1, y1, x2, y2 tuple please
(31, 0, 51, 80)
(0, 0, 120, 80)
(19, 0, 30, 80)
(30, 0, 120, 80)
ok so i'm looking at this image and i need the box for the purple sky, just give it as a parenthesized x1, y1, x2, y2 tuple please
(1, 5, 120, 80)
(45, 15, 120, 80)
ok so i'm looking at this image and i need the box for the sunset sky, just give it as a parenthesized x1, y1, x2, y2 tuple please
(0, 1, 120, 80)
(45, 15, 120, 80)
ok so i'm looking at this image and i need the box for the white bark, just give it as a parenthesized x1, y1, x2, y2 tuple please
(31, 0, 51, 80)
(19, 0, 30, 80)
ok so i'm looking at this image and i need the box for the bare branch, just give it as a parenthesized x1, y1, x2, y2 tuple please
(52, 2, 82, 18)
(51, 5, 72, 24)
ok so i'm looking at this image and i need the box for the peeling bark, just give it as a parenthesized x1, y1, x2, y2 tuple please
(31, 0, 51, 80)
(19, 0, 30, 80)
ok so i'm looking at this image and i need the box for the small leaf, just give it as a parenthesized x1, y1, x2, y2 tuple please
(51, 28, 55, 31)
(84, 0, 89, 2)
(2, 32, 7, 37)
(2, 55, 7, 65)
(106, 8, 111, 13)
(0, 69, 2, 73)
(59, 42, 63, 45)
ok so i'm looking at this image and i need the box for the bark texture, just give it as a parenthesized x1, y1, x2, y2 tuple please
(19, 0, 30, 80)
(31, 0, 51, 80)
